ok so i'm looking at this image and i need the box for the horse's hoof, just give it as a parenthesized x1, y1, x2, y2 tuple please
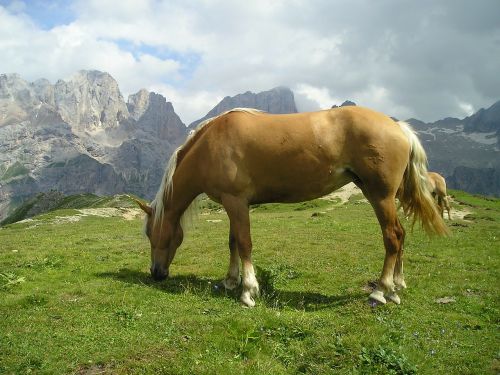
(240, 293, 256, 308)
(387, 292, 401, 305)
(369, 290, 386, 304)
(395, 279, 407, 290)
(222, 276, 241, 291)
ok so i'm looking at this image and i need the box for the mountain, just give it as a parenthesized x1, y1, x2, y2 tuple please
(189, 86, 297, 129)
(0, 70, 188, 221)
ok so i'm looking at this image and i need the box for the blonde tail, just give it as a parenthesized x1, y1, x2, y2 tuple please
(397, 122, 449, 236)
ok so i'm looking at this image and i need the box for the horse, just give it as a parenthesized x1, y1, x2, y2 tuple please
(427, 171, 452, 220)
(136, 106, 448, 307)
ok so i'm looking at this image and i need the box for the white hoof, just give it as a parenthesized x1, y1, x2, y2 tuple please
(222, 275, 241, 290)
(395, 279, 407, 290)
(240, 292, 255, 307)
(369, 290, 387, 304)
(387, 292, 401, 305)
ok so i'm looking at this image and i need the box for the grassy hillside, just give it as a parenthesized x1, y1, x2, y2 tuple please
(0, 191, 498, 374)
(1, 193, 138, 226)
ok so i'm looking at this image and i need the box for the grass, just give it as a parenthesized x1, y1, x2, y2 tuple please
(0, 161, 29, 182)
(0, 192, 498, 374)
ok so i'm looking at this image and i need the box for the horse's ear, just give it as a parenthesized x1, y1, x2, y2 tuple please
(134, 198, 152, 216)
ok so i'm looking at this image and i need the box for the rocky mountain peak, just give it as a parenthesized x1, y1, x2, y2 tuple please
(0, 74, 38, 127)
(127, 89, 151, 120)
(189, 86, 298, 129)
(463, 100, 500, 133)
(54, 70, 130, 133)
(133, 92, 187, 143)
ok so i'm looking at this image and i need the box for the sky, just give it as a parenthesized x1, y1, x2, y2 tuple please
(1, 0, 499, 125)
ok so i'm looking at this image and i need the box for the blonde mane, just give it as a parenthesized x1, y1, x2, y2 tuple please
(150, 108, 264, 230)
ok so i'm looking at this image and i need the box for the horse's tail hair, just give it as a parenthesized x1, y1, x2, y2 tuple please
(397, 121, 449, 236)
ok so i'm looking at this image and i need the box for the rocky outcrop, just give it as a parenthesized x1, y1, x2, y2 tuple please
(332, 100, 356, 108)
(189, 86, 297, 129)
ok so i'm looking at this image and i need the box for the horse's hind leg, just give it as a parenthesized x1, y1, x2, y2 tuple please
(369, 197, 405, 305)
(221, 194, 259, 307)
(444, 196, 452, 220)
(437, 196, 445, 218)
(393, 223, 407, 290)
(222, 229, 242, 290)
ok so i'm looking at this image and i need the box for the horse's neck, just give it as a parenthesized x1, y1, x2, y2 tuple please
(164, 167, 200, 221)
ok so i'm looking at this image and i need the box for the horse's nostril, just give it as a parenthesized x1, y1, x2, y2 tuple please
(152, 272, 167, 281)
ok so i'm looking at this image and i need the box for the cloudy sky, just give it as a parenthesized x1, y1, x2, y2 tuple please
(1, 0, 499, 124)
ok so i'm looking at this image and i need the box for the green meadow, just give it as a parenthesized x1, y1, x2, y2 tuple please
(0, 191, 498, 374)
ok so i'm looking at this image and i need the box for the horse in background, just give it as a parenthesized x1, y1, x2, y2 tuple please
(136, 106, 448, 307)
(427, 172, 452, 220)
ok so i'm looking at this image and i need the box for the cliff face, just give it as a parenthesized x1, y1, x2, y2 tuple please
(0, 71, 188, 221)
(447, 167, 500, 197)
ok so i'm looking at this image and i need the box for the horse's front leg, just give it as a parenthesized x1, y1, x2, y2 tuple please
(221, 194, 259, 307)
(222, 230, 241, 290)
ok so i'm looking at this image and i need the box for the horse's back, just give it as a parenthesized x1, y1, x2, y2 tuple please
(194, 107, 411, 203)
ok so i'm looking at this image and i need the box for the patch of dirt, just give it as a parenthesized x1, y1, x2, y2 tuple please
(320, 186, 474, 222)
(448, 198, 474, 221)
(16, 208, 144, 226)
(75, 363, 112, 375)
(75, 208, 143, 221)
(320, 182, 367, 205)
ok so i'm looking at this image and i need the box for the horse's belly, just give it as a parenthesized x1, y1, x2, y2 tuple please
(250, 166, 352, 204)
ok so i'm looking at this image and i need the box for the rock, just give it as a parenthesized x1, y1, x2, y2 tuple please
(435, 296, 456, 304)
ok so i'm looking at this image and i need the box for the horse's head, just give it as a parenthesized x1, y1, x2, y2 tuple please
(136, 199, 183, 281)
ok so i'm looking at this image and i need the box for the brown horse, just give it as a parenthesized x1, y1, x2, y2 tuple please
(137, 106, 448, 307)
(427, 172, 452, 220)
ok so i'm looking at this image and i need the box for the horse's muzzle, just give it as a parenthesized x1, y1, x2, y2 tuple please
(150, 266, 168, 281)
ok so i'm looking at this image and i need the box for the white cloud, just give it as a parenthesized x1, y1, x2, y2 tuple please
(458, 101, 475, 117)
(294, 84, 341, 112)
(1, 0, 499, 124)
